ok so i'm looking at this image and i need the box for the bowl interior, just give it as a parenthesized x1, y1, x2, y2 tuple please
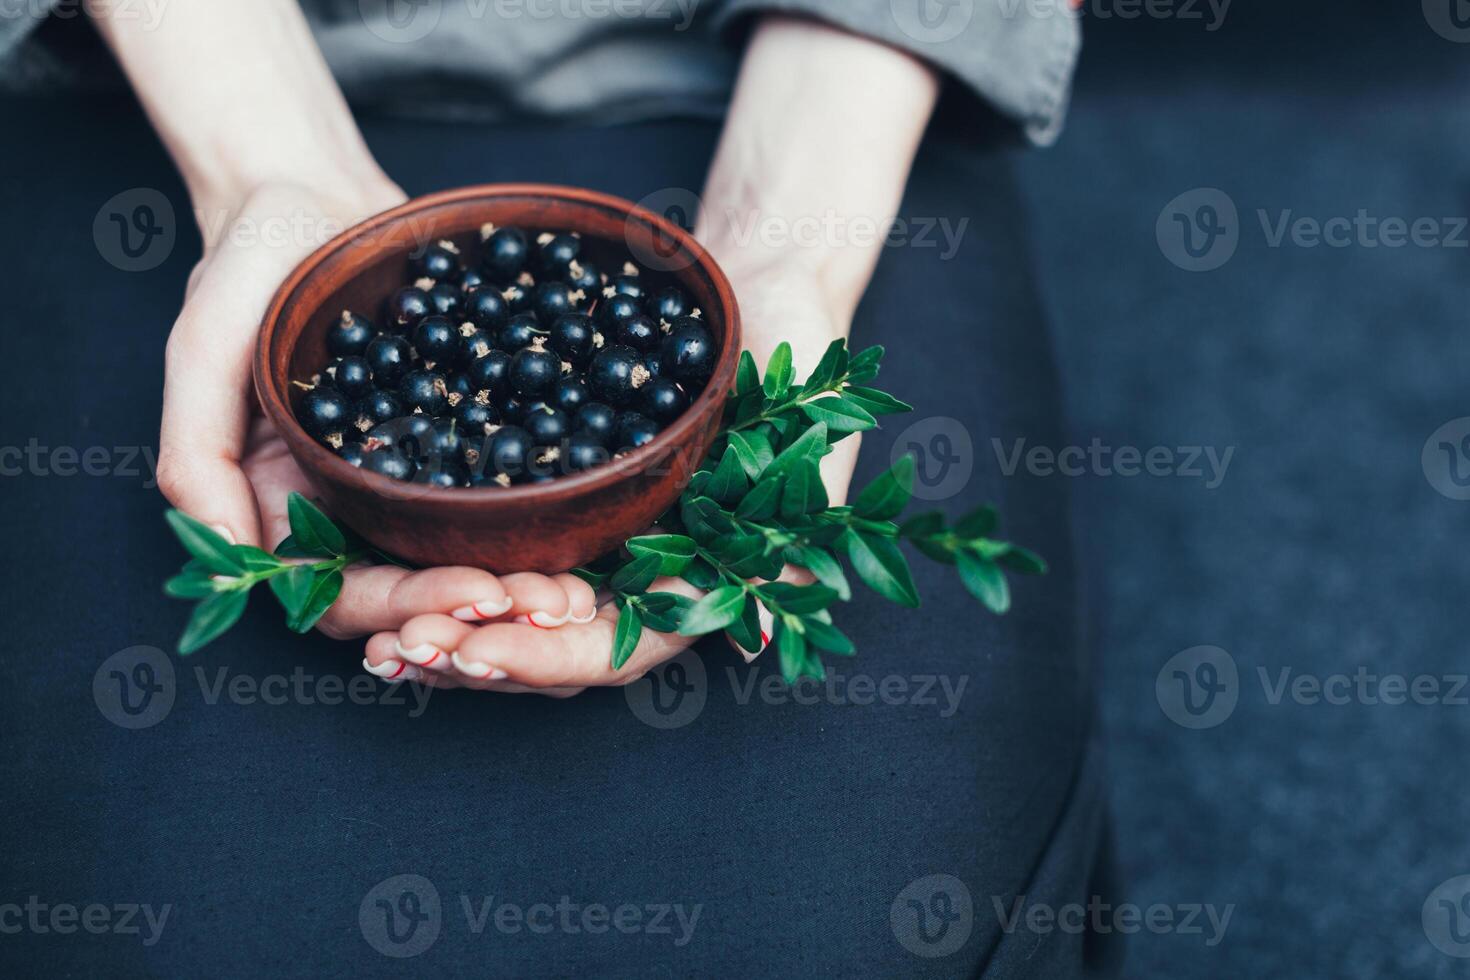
(260, 185, 738, 501)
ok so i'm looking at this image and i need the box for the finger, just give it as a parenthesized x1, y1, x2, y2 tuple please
(157, 301, 262, 546)
(395, 613, 477, 671)
(453, 578, 703, 688)
(317, 565, 508, 639)
(496, 573, 575, 627)
(552, 573, 598, 624)
(362, 631, 463, 688)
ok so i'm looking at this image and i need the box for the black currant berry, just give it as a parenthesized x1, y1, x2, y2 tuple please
(362, 447, 417, 482)
(385, 284, 433, 331)
(533, 280, 583, 324)
(454, 398, 501, 435)
(459, 325, 496, 362)
(466, 348, 512, 397)
(522, 405, 570, 447)
(607, 273, 644, 303)
(510, 339, 561, 398)
(587, 344, 647, 407)
(482, 226, 528, 281)
(563, 431, 610, 472)
(616, 313, 660, 353)
(498, 313, 544, 352)
(552, 376, 589, 414)
(413, 460, 468, 488)
(499, 393, 530, 425)
(640, 351, 663, 381)
(646, 286, 689, 323)
(660, 318, 716, 385)
(364, 334, 413, 388)
(549, 313, 596, 368)
(537, 232, 580, 275)
(566, 259, 600, 294)
(299, 387, 351, 440)
(616, 412, 661, 452)
(427, 281, 463, 318)
(399, 369, 449, 416)
(424, 417, 466, 460)
(598, 293, 641, 331)
(639, 377, 688, 425)
(333, 355, 374, 400)
(339, 443, 367, 468)
(501, 281, 534, 314)
(367, 416, 435, 457)
(445, 372, 475, 404)
(459, 268, 485, 293)
(574, 402, 618, 446)
(412, 240, 463, 282)
(412, 315, 462, 367)
(463, 285, 508, 330)
(327, 310, 375, 357)
(355, 390, 402, 429)
(487, 425, 534, 482)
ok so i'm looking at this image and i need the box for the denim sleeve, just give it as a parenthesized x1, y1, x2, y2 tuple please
(711, 0, 1081, 145)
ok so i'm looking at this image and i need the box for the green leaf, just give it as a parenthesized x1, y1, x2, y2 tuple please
(232, 544, 283, 572)
(957, 552, 1010, 614)
(638, 592, 694, 633)
(164, 571, 216, 599)
(912, 536, 957, 565)
(677, 585, 748, 636)
(759, 582, 838, 615)
(570, 566, 609, 589)
(954, 505, 998, 539)
(178, 590, 249, 655)
(708, 532, 766, 571)
(287, 493, 346, 558)
(612, 602, 643, 669)
(776, 623, 820, 683)
(609, 553, 663, 594)
(805, 339, 849, 390)
(853, 456, 915, 521)
(794, 545, 851, 601)
(681, 495, 735, 543)
(998, 545, 1048, 576)
(727, 430, 774, 481)
(735, 350, 760, 395)
(704, 447, 750, 505)
(842, 385, 912, 415)
(847, 344, 885, 384)
(268, 565, 316, 619)
(626, 534, 697, 576)
(725, 595, 764, 653)
(801, 396, 877, 433)
(272, 534, 314, 560)
(287, 569, 344, 633)
(164, 510, 244, 576)
(841, 530, 920, 607)
(733, 473, 783, 521)
(762, 342, 794, 398)
(780, 459, 828, 519)
(968, 539, 1013, 561)
(680, 556, 721, 591)
(801, 616, 854, 655)
(899, 511, 945, 538)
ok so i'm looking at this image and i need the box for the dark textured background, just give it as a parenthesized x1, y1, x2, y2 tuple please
(1017, 1, 1470, 976)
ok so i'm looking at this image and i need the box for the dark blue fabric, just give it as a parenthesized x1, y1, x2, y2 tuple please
(0, 97, 1110, 976)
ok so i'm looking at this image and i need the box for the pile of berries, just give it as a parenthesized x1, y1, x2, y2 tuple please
(293, 226, 718, 487)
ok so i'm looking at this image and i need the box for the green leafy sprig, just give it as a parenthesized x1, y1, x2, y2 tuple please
(571, 340, 1046, 682)
(162, 340, 1045, 677)
(163, 494, 377, 652)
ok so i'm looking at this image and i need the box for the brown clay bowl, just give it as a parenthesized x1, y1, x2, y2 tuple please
(255, 184, 740, 574)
